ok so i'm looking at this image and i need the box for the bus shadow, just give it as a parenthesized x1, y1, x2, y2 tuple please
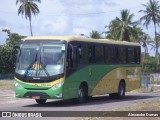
(24, 93, 159, 107)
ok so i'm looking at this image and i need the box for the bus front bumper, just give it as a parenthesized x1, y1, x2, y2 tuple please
(14, 82, 63, 99)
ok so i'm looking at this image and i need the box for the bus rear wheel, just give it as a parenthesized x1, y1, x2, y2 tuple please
(109, 93, 117, 99)
(109, 81, 125, 99)
(117, 81, 125, 99)
(35, 99, 47, 104)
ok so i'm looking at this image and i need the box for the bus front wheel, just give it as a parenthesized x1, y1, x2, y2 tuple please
(77, 85, 87, 103)
(35, 99, 47, 104)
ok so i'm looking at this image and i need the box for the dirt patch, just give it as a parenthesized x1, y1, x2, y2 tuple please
(0, 89, 33, 105)
(0, 80, 14, 90)
(76, 117, 160, 120)
(130, 88, 149, 93)
(74, 99, 160, 120)
(115, 99, 160, 111)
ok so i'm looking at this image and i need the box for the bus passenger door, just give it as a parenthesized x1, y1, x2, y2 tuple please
(63, 44, 79, 99)
(66, 44, 78, 77)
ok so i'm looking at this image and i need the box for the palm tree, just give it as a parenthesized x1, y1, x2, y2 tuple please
(106, 9, 139, 41)
(90, 30, 101, 39)
(105, 19, 120, 40)
(139, 0, 160, 65)
(16, 0, 41, 36)
(148, 33, 160, 56)
(138, 33, 150, 71)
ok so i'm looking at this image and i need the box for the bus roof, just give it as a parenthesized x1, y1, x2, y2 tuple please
(24, 36, 140, 46)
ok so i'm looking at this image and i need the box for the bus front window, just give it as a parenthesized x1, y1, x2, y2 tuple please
(15, 43, 65, 78)
(41, 44, 65, 76)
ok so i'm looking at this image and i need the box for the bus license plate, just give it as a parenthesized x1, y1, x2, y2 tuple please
(32, 96, 40, 99)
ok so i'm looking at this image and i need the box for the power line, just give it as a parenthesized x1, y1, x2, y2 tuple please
(0, 6, 142, 17)
(41, 6, 142, 16)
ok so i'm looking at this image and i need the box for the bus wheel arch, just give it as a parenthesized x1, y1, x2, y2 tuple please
(77, 82, 88, 103)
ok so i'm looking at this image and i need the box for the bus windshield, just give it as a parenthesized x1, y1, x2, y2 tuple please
(15, 43, 66, 78)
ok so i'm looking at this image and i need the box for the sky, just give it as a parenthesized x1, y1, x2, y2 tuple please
(0, 0, 157, 56)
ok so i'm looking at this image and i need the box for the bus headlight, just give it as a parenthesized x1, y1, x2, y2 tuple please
(51, 81, 64, 90)
(15, 82, 23, 89)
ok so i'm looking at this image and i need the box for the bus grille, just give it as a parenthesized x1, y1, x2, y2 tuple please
(24, 92, 50, 99)
(25, 88, 49, 90)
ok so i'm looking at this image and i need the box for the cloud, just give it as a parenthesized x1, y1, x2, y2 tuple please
(0, 29, 7, 45)
(0, 20, 7, 26)
(39, 0, 66, 15)
(0, 20, 11, 45)
(103, 1, 118, 6)
(71, 27, 89, 36)
(0, 0, 154, 45)
(39, 16, 71, 36)
(57, 0, 117, 7)
(0, 20, 11, 28)
(36, 0, 113, 37)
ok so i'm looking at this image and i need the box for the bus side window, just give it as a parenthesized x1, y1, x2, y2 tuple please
(105, 46, 109, 63)
(81, 44, 90, 64)
(135, 47, 140, 64)
(108, 46, 116, 64)
(95, 45, 104, 64)
(68, 44, 78, 69)
(118, 46, 126, 64)
(89, 45, 95, 63)
(128, 47, 135, 63)
(137, 47, 141, 63)
(78, 45, 82, 63)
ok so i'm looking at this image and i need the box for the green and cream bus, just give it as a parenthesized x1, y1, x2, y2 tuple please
(14, 36, 141, 104)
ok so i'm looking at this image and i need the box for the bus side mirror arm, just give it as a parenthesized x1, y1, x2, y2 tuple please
(13, 45, 20, 50)
(12, 45, 20, 54)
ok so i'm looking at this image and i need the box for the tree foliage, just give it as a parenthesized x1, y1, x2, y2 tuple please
(0, 29, 25, 74)
(90, 30, 101, 39)
(16, 0, 41, 36)
(139, 0, 160, 66)
(141, 53, 160, 72)
(106, 9, 139, 42)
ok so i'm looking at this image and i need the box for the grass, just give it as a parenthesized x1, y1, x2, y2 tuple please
(0, 80, 14, 90)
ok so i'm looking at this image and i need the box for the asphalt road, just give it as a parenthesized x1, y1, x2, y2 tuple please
(0, 90, 160, 119)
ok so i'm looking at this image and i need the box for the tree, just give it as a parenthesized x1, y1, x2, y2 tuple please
(106, 9, 139, 41)
(148, 33, 160, 61)
(141, 53, 157, 72)
(137, 31, 151, 71)
(139, 0, 160, 66)
(90, 30, 101, 39)
(2, 29, 25, 47)
(0, 29, 25, 74)
(105, 19, 120, 40)
(16, 0, 41, 36)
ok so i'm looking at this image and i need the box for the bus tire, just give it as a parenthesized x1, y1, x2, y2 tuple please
(117, 81, 125, 99)
(77, 85, 87, 103)
(35, 99, 47, 104)
(109, 81, 125, 99)
(88, 96, 93, 100)
(109, 93, 117, 99)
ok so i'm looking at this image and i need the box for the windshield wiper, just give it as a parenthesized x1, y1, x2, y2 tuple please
(39, 52, 50, 80)
(23, 51, 39, 78)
